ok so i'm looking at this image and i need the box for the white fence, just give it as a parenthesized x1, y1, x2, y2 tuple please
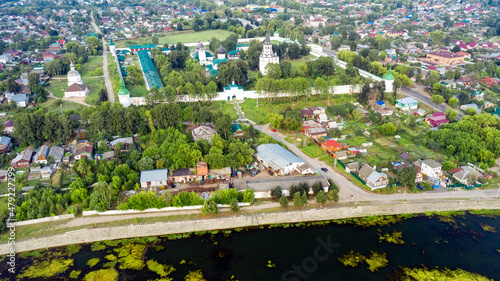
(82, 203, 251, 216)
(13, 214, 75, 226)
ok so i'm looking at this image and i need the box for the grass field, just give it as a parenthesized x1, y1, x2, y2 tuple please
(81, 56, 103, 77)
(39, 99, 85, 112)
(301, 143, 326, 158)
(115, 30, 236, 48)
(287, 54, 318, 67)
(83, 77, 104, 105)
(46, 79, 68, 98)
(126, 83, 148, 98)
(239, 96, 355, 125)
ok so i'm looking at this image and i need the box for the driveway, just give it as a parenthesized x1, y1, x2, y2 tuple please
(91, 11, 115, 104)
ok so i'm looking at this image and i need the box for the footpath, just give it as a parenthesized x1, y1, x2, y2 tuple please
(2, 199, 499, 255)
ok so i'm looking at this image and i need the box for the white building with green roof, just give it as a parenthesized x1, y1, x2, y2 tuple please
(117, 83, 131, 107)
(383, 67, 395, 92)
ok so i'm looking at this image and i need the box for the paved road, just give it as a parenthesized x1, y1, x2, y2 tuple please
(402, 86, 464, 118)
(254, 124, 500, 203)
(91, 11, 115, 104)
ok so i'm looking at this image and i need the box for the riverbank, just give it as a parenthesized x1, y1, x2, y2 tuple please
(2, 199, 500, 255)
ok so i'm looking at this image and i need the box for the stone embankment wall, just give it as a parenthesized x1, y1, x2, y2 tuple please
(1, 200, 499, 255)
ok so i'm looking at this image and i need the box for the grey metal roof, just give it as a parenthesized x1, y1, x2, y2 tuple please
(11, 94, 27, 103)
(366, 171, 387, 184)
(255, 144, 304, 169)
(396, 97, 418, 104)
(110, 137, 133, 146)
(0, 136, 11, 146)
(140, 168, 169, 182)
(423, 159, 441, 169)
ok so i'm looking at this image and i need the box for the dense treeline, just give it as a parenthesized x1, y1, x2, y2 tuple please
(429, 114, 500, 168)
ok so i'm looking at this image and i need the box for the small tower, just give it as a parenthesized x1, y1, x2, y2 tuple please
(109, 38, 116, 56)
(198, 41, 206, 65)
(67, 62, 83, 86)
(383, 66, 395, 93)
(217, 44, 226, 60)
(259, 30, 280, 75)
(117, 83, 131, 107)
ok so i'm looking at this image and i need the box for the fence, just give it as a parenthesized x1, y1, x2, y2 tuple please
(13, 214, 75, 226)
(350, 171, 367, 185)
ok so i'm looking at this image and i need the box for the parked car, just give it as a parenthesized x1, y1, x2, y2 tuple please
(321, 168, 328, 172)
(271, 129, 277, 132)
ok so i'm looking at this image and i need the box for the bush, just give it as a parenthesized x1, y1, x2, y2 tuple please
(270, 186, 282, 199)
(312, 181, 323, 195)
(279, 195, 289, 208)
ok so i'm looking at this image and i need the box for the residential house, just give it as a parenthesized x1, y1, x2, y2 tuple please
(304, 126, 327, 139)
(0, 170, 8, 182)
(140, 168, 169, 188)
(255, 143, 305, 175)
(314, 111, 328, 122)
(358, 164, 389, 190)
(345, 162, 360, 173)
(0, 136, 12, 153)
(103, 151, 116, 160)
(196, 162, 209, 177)
(425, 112, 449, 127)
(9, 94, 28, 107)
(232, 124, 244, 138)
(33, 144, 50, 164)
(460, 103, 481, 114)
(48, 146, 65, 164)
(169, 168, 199, 183)
(40, 166, 54, 179)
(110, 137, 134, 149)
(425, 50, 464, 65)
(191, 124, 217, 143)
(310, 106, 325, 115)
(450, 166, 479, 184)
(11, 147, 34, 168)
(74, 141, 93, 160)
(300, 108, 314, 120)
(482, 77, 498, 87)
(395, 97, 419, 110)
(321, 139, 342, 152)
(3, 120, 14, 134)
(470, 90, 484, 100)
(373, 100, 393, 116)
(335, 151, 348, 160)
(420, 159, 442, 178)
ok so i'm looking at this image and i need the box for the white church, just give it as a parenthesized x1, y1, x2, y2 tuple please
(259, 30, 279, 75)
(193, 41, 228, 76)
(64, 63, 89, 97)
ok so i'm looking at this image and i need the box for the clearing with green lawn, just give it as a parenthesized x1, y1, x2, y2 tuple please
(80, 56, 103, 77)
(239, 95, 355, 125)
(46, 79, 68, 98)
(115, 30, 236, 48)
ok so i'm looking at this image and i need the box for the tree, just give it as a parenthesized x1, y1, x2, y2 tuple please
(448, 97, 458, 107)
(28, 72, 39, 86)
(293, 192, 302, 207)
(279, 194, 289, 208)
(301, 193, 308, 206)
(351, 109, 364, 121)
(230, 198, 240, 213)
(217, 59, 249, 87)
(327, 189, 339, 203)
(270, 186, 282, 199)
(396, 166, 416, 188)
(380, 122, 397, 136)
(431, 95, 445, 105)
(126, 65, 144, 85)
(312, 181, 323, 195)
(265, 63, 282, 79)
(85, 36, 102, 55)
(451, 45, 461, 53)
(316, 190, 327, 206)
(266, 113, 284, 129)
(445, 107, 458, 121)
(465, 107, 477, 116)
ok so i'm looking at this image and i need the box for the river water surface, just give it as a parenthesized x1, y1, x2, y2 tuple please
(6, 212, 500, 280)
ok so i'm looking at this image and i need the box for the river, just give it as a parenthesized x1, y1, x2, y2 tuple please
(5, 211, 500, 280)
